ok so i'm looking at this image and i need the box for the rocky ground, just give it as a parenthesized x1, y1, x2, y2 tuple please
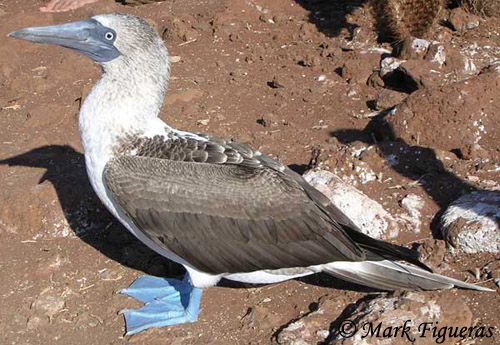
(0, 0, 499, 344)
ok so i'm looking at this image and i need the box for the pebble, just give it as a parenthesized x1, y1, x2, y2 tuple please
(374, 89, 406, 110)
(170, 56, 181, 63)
(257, 113, 279, 128)
(27, 315, 49, 330)
(415, 239, 446, 270)
(398, 36, 431, 60)
(31, 295, 65, 317)
(99, 268, 122, 281)
(399, 194, 424, 233)
(425, 43, 446, 68)
(380, 57, 405, 78)
(241, 305, 283, 330)
(197, 119, 210, 126)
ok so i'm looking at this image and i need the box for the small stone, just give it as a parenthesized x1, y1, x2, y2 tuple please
(197, 119, 210, 126)
(242, 305, 283, 330)
(259, 13, 274, 24)
(76, 312, 101, 330)
(31, 295, 65, 317)
(415, 239, 446, 270)
(425, 43, 446, 68)
(257, 113, 279, 128)
(229, 69, 248, 81)
(299, 53, 320, 67)
(170, 56, 181, 63)
(399, 194, 424, 233)
(99, 269, 122, 281)
(398, 36, 431, 60)
(276, 297, 342, 345)
(440, 191, 500, 253)
(228, 33, 240, 42)
(380, 57, 405, 78)
(269, 75, 285, 88)
(374, 89, 407, 110)
(367, 71, 384, 89)
(27, 315, 49, 330)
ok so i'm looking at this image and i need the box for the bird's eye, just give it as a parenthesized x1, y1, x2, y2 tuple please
(104, 32, 114, 41)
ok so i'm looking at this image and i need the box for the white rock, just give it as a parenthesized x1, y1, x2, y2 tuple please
(440, 191, 500, 253)
(411, 38, 431, 54)
(399, 194, 424, 233)
(380, 57, 406, 78)
(304, 170, 399, 239)
(170, 55, 182, 63)
(428, 43, 446, 68)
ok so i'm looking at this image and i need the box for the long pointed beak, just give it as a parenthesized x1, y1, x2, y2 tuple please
(8, 19, 97, 48)
(8, 19, 120, 63)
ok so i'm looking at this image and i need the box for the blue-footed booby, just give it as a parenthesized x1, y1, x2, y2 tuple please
(8, 14, 493, 335)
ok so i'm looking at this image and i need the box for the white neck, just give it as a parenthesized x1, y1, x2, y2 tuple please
(78, 54, 170, 205)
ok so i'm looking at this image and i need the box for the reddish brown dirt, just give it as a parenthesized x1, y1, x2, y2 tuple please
(0, 0, 499, 344)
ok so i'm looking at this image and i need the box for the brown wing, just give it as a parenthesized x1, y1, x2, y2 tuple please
(104, 134, 367, 274)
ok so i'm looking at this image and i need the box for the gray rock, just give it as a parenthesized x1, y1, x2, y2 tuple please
(440, 191, 500, 253)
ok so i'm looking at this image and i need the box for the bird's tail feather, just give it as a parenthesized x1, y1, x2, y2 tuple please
(323, 260, 494, 292)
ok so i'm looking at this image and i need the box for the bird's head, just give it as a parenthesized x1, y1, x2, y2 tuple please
(7, 14, 169, 69)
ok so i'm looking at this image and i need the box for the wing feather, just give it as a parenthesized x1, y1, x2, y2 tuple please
(104, 149, 366, 274)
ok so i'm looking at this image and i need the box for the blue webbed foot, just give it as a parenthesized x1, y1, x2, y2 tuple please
(119, 273, 202, 335)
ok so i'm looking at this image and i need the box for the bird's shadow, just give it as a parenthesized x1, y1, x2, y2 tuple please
(294, 0, 396, 43)
(330, 113, 500, 235)
(294, 0, 367, 38)
(0, 145, 382, 292)
(0, 145, 183, 278)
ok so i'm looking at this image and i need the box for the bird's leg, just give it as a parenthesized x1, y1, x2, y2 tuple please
(119, 273, 203, 335)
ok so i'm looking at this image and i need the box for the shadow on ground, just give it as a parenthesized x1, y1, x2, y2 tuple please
(294, 0, 401, 43)
(330, 112, 500, 234)
(295, 0, 368, 38)
(0, 145, 182, 277)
